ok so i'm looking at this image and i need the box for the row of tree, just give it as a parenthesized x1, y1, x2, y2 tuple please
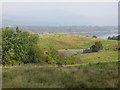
(108, 35, 120, 40)
(2, 27, 60, 65)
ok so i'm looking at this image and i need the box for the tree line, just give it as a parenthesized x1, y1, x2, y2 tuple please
(108, 35, 120, 40)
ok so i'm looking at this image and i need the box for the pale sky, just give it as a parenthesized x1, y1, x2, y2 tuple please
(2, 2, 118, 26)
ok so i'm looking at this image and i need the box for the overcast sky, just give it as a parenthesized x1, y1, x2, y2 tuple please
(2, 2, 118, 26)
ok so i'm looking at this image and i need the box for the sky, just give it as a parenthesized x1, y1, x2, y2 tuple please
(2, 2, 118, 26)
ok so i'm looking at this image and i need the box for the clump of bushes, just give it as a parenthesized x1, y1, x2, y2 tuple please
(2, 27, 60, 65)
(82, 41, 103, 53)
(43, 47, 60, 64)
(2, 27, 41, 65)
(90, 41, 103, 52)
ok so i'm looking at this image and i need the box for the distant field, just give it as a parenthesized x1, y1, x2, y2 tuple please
(38, 34, 98, 49)
(38, 34, 118, 50)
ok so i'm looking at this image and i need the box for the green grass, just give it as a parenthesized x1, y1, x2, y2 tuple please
(38, 34, 99, 49)
(72, 50, 119, 64)
(101, 40, 118, 50)
(38, 34, 119, 50)
(2, 61, 119, 88)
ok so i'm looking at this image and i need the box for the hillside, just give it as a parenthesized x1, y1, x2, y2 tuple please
(38, 34, 119, 65)
(38, 34, 118, 50)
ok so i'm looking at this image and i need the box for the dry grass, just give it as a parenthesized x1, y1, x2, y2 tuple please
(2, 62, 118, 88)
(38, 34, 99, 49)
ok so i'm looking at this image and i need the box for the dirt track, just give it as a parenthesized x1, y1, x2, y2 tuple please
(58, 49, 83, 58)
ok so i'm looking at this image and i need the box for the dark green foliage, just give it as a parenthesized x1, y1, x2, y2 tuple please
(2, 27, 15, 64)
(86, 35, 89, 37)
(2, 27, 61, 65)
(90, 41, 103, 52)
(108, 35, 120, 40)
(108, 36, 112, 40)
(41, 47, 60, 64)
(92, 36, 97, 38)
(49, 47, 60, 63)
(2, 27, 40, 65)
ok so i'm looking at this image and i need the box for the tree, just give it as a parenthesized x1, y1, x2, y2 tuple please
(49, 47, 60, 64)
(92, 36, 97, 38)
(2, 27, 40, 65)
(2, 27, 15, 65)
(108, 35, 120, 40)
(108, 36, 112, 40)
(2, 27, 61, 65)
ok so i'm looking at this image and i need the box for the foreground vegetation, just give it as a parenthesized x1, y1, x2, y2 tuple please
(2, 61, 118, 88)
(2, 27, 60, 65)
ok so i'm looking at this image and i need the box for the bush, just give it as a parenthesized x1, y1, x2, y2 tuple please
(2, 27, 40, 65)
(45, 47, 60, 64)
(92, 36, 97, 38)
(90, 41, 103, 52)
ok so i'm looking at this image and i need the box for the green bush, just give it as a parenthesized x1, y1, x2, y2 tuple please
(90, 41, 103, 52)
(92, 36, 97, 38)
(2, 27, 40, 65)
(43, 47, 60, 64)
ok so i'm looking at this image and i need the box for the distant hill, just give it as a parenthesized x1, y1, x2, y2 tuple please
(2, 26, 118, 39)
(20, 26, 118, 38)
(38, 34, 118, 50)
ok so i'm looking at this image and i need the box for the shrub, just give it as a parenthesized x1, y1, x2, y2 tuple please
(44, 47, 60, 64)
(90, 41, 103, 52)
(2, 27, 40, 65)
(92, 36, 97, 38)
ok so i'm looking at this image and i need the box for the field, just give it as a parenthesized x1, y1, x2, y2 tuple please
(38, 34, 118, 50)
(2, 34, 119, 88)
(2, 62, 119, 88)
(38, 34, 99, 49)
(59, 50, 118, 64)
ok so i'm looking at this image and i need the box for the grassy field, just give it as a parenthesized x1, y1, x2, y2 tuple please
(60, 50, 119, 64)
(38, 34, 118, 50)
(38, 34, 99, 49)
(2, 61, 119, 88)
